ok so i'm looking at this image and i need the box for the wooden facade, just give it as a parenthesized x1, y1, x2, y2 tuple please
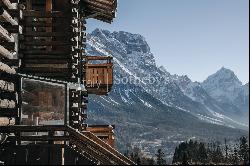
(0, 0, 21, 126)
(69, 89, 88, 130)
(17, 0, 114, 95)
(18, 0, 81, 82)
(0, 0, 134, 165)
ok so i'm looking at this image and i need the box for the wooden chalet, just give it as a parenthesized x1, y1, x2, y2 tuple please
(0, 0, 134, 165)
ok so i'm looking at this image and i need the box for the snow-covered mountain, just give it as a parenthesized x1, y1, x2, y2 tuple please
(202, 67, 249, 123)
(202, 67, 243, 103)
(86, 29, 248, 156)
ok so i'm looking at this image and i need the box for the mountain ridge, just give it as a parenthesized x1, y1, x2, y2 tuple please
(86, 28, 249, 156)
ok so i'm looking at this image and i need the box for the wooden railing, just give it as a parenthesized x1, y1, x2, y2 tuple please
(83, 129, 134, 165)
(0, 125, 135, 165)
(84, 56, 113, 95)
(67, 126, 134, 165)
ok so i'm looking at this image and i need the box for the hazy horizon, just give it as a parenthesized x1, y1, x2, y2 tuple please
(87, 0, 249, 84)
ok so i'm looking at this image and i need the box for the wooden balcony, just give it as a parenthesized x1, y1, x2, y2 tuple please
(84, 56, 113, 95)
(86, 125, 115, 148)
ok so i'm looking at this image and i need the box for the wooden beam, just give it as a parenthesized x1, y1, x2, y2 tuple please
(21, 21, 77, 28)
(0, 79, 14, 92)
(18, 71, 74, 78)
(22, 11, 76, 18)
(0, 41, 15, 51)
(9, 0, 18, 3)
(0, 72, 19, 82)
(0, 125, 134, 164)
(0, 125, 67, 133)
(0, 24, 14, 42)
(20, 32, 79, 37)
(19, 50, 72, 55)
(2, 24, 22, 33)
(45, 0, 52, 52)
(71, 139, 112, 165)
(21, 40, 77, 46)
(0, 45, 14, 59)
(20, 67, 75, 73)
(21, 55, 74, 60)
(68, 127, 128, 165)
(85, 56, 113, 61)
(83, 131, 133, 164)
(0, 58, 19, 66)
(22, 59, 72, 64)
(0, 98, 16, 108)
(0, 90, 16, 100)
(85, 63, 113, 68)
(14, 136, 70, 142)
(0, 0, 17, 9)
(0, 61, 16, 74)
(0, 108, 18, 117)
(6, 9, 20, 18)
(0, 8, 18, 25)
(46, 0, 52, 12)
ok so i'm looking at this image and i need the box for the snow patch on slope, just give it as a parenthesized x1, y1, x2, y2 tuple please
(139, 98, 153, 108)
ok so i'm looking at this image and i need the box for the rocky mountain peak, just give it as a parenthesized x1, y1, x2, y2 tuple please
(206, 67, 242, 86)
(243, 83, 249, 95)
(201, 67, 247, 106)
(173, 75, 192, 91)
(202, 67, 242, 92)
(90, 28, 151, 54)
(113, 31, 150, 53)
(88, 29, 156, 72)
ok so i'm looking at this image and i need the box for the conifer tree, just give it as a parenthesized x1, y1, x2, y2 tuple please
(156, 149, 166, 165)
(198, 143, 208, 164)
(239, 136, 249, 165)
(181, 152, 189, 165)
(231, 147, 239, 165)
(148, 158, 155, 165)
(224, 138, 229, 163)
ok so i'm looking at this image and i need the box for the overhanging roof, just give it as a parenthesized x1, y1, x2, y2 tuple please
(80, 0, 117, 23)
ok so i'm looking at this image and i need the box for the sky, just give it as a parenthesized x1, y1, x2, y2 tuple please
(87, 0, 249, 84)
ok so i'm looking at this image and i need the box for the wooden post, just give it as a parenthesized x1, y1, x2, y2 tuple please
(15, 76, 22, 145)
(25, 0, 32, 55)
(64, 83, 68, 125)
(46, 0, 52, 51)
(46, 0, 53, 11)
(17, 76, 22, 125)
(26, 0, 32, 10)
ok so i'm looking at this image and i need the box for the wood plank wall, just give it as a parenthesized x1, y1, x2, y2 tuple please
(0, 0, 21, 125)
(18, 0, 82, 83)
